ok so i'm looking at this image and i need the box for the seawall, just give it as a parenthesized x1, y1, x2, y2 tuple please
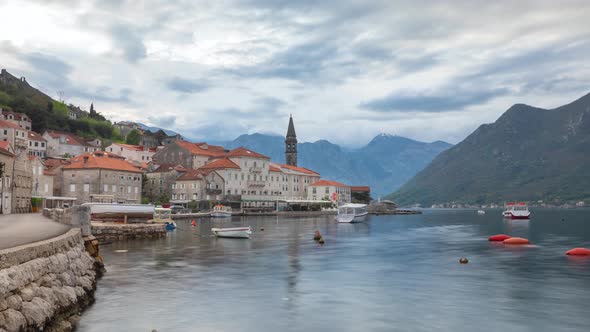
(91, 223, 166, 242)
(0, 229, 97, 332)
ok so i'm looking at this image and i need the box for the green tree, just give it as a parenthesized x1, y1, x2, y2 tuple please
(126, 129, 141, 145)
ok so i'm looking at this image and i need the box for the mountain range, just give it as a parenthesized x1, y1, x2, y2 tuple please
(388, 92, 590, 206)
(214, 133, 451, 198)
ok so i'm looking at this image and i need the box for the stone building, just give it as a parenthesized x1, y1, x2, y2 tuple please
(152, 141, 226, 168)
(171, 169, 225, 204)
(30, 156, 54, 197)
(105, 142, 157, 163)
(144, 164, 188, 203)
(27, 131, 47, 157)
(42, 130, 98, 157)
(1, 109, 32, 130)
(12, 152, 33, 213)
(0, 141, 14, 214)
(308, 180, 351, 204)
(43, 157, 71, 197)
(0, 119, 28, 152)
(62, 151, 143, 204)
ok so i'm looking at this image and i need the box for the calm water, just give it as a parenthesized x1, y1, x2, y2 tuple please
(78, 209, 590, 332)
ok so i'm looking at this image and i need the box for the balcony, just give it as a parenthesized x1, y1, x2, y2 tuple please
(249, 167, 263, 173)
(206, 188, 222, 195)
(247, 180, 266, 188)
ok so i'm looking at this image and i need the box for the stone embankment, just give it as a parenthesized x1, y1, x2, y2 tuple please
(91, 223, 166, 242)
(0, 229, 97, 332)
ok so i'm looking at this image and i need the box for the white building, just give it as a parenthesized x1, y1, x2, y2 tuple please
(0, 119, 28, 152)
(42, 130, 98, 157)
(106, 143, 157, 163)
(27, 131, 47, 157)
(308, 180, 351, 204)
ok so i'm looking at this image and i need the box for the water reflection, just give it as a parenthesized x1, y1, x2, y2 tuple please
(79, 210, 590, 332)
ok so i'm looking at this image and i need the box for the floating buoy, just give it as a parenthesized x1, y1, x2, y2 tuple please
(565, 248, 590, 256)
(489, 234, 511, 242)
(503, 237, 529, 245)
(313, 231, 322, 241)
(191, 220, 196, 227)
(318, 237, 325, 245)
(459, 257, 469, 264)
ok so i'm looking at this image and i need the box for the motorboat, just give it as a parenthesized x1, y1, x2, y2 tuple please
(211, 204, 232, 218)
(477, 210, 486, 215)
(211, 226, 252, 238)
(336, 203, 368, 223)
(502, 202, 531, 219)
(149, 207, 177, 230)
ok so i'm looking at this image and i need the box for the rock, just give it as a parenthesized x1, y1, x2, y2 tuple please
(6, 294, 22, 310)
(0, 298, 7, 311)
(1, 309, 27, 331)
(21, 297, 54, 329)
(36, 287, 57, 306)
(19, 287, 35, 302)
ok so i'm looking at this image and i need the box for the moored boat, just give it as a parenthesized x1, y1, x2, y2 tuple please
(477, 210, 486, 215)
(210, 204, 232, 218)
(502, 202, 530, 219)
(336, 203, 368, 223)
(149, 207, 177, 230)
(211, 226, 252, 238)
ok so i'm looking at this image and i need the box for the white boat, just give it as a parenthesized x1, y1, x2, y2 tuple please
(477, 210, 486, 215)
(336, 203, 368, 223)
(82, 203, 155, 216)
(502, 202, 531, 219)
(149, 208, 176, 229)
(210, 205, 232, 218)
(211, 226, 252, 238)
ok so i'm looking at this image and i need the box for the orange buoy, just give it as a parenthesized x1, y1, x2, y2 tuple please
(191, 220, 196, 227)
(489, 234, 511, 242)
(313, 231, 322, 241)
(503, 237, 529, 245)
(565, 248, 590, 256)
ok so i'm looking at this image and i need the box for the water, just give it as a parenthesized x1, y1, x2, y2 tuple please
(78, 209, 590, 331)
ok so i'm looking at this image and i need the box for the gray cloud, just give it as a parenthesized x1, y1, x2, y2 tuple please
(109, 24, 147, 63)
(165, 77, 209, 94)
(147, 115, 176, 128)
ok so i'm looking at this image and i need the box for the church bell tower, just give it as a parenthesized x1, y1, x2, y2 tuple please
(285, 115, 298, 166)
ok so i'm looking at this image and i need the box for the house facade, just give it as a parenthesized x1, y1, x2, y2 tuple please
(308, 180, 351, 204)
(0, 120, 28, 152)
(171, 169, 225, 203)
(43, 130, 98, 157)
(0, 142, 14, 214)
(1, 109, 32, 130)
(12, 152, 33, 213)
(27, 131, 47, 157)
(106, 143, 157, 163)
(152, 141, 226, 168)
(144, 164, 188, 203)
(30, 156, 53, 197)
(62, 151, 143, 204)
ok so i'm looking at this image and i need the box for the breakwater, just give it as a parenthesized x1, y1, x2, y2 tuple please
(91, 223, 166, 242)
(0, 229, 97, 332)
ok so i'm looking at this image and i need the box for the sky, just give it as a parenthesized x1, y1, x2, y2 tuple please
(1, 0, 589, 147)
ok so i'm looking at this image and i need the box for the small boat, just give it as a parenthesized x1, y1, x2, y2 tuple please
(477, 210, 486, 215)
(502, 202, 530, 219)
(210, 204, 232, 218)
(150, 207, 177, 230)
(211, 226, 252, 238)
(336, 203, 368, 223)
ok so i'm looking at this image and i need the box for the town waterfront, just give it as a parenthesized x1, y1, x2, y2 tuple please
(79, 209, 590, 331)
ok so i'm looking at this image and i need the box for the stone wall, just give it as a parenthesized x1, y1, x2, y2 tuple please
(0, 229, 97, 332)
(91, 223, 166, 242)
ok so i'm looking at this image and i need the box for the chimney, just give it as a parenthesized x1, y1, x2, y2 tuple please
(83, 155, 89, 166)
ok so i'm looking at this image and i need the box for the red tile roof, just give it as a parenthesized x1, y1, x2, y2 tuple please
(199, 158, 240, 170)
(28, 131, 46, 142)
(225, 147, 269, 159)
(1, 110, 30, 122)
(351, 186, 371, 192)
(274, 163, 319, 175)
(44, 130, 90, 146)
(269, 165, 282, 172)
(0, 141, 14, 157)
(176, 169, 207, 181)
(152, 163, 189, 173)
(176, 141, 226, 157)
(310, 180, 348, 187)
(64, 151, 142, 173)
(0, 120, 22, 129)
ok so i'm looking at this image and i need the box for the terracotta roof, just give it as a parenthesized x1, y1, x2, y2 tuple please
(225, 147, 269, 159)
(44, 130, 90, 146)
(199, 158, 240, 170)
(0, 120, 22, 129)
(111, 143, 157, 152)
(269, 165, 282, 172)
(274, 163, 319, 175)
(351, 186, 371, 192)
(28, 131, 46, 142)
(44, 158, 71, 174)
(176, 141, 226, 157)
(0, 141, 14, 157)
(1, 110, 30, 121)
(151, 163, 189, 173)
(64, 151, 142, 173)
(310, 180, 348, 187)
(176, 169, 207, 181)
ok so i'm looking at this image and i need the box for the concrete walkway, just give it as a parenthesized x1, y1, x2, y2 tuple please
(0, 213, 71, 250)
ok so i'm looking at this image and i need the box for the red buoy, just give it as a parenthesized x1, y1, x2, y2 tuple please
(503, 237, 529, 245)
(191, 220, 196, 227)
(488, 234, 511, 242)
(565, 248, 590, 256)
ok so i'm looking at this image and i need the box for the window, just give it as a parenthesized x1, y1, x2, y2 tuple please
(44, 183, 48, 193)
(120, 186, 124, 193)
(104, 184, 108, 192)
(84, 184, 89, 192)
(3, 130, 6, 135)
(112, 185, 116, 192)
(135, 187, 138, 194)
(325, 187, 329, 194)
(172, 184, 176, 189)
(128, 186, 131, 193)
(41, 142, 45, 147)
(34, 142, 38, 147)
(312, 188, 316, 194)
(193, 193, 198, 200)
(70, 184, 76, 192)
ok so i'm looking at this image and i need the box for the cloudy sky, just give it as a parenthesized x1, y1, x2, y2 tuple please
(1, 0, 589, 146)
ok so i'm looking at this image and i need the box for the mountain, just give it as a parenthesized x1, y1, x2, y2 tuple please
(220, 133, 452, 197)
(388, 92, 590, 206)
(136, 122, 179, 136)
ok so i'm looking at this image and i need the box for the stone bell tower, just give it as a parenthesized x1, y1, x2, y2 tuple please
(285, 115, 298, 166)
